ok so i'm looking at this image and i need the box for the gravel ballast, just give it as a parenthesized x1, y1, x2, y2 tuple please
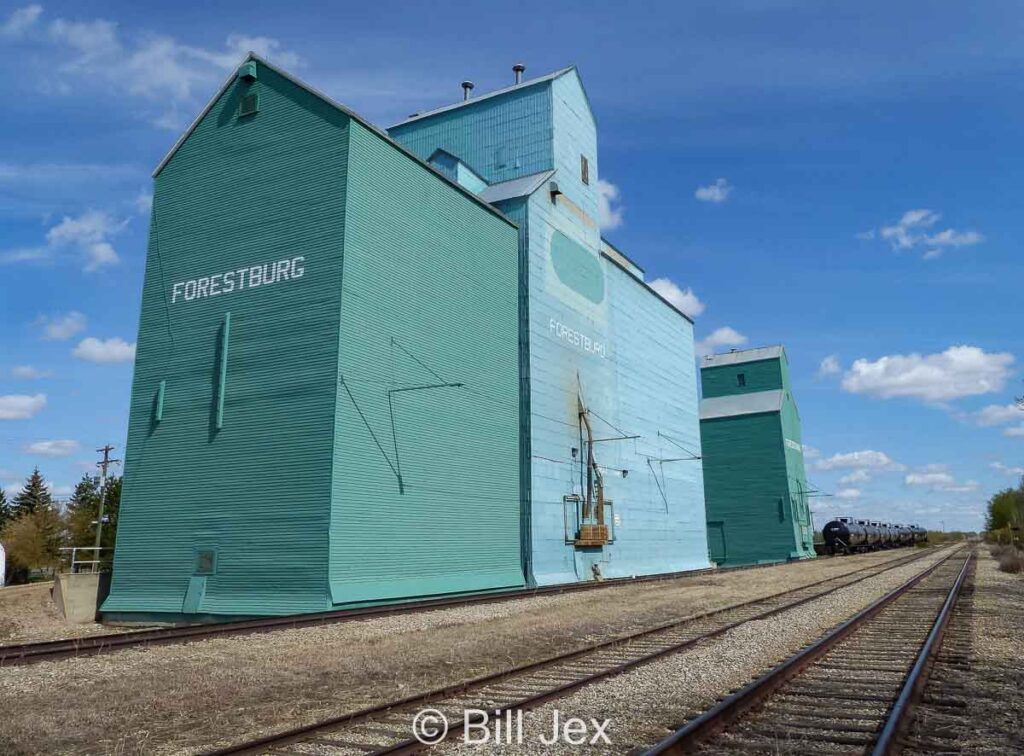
(0, 548, 928, 755)
(438, 547, 960, 755)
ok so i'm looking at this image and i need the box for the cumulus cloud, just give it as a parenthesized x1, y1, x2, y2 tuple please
(46, 210, 126, 270)
(649, 278, 705, 318)
(36, 311, 87, 341)
(840, 346, 1014, 403)
(835, 488, 861, 500)
(11, 365, 51, 379)
(24, 439, 79, 457)
(0, 393, 47, 420)
(72, 337, 136, 364)
(3, 212, 126, 271)
(695, 178, 732, 203)
(696, 326, 747, 358)
(1, 4, 42, 37)
(134, 190, 153, 215)
(597, 179, 624, 230)
(971, 403, 1022, 427)
(904, 464, 979, 493)
(863, 209, 984, 259)
(839, 469, 871, 485)
(817, 450, 904, 472)
(7, 5, 299, 128)
(802, 445, 821, 459)
(1004, 425, 1024, 438)
(991, 462, 1024, 476)
(818, 354, 841, 377)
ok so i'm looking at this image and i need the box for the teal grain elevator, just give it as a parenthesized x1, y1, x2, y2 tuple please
(699, 346, 815, 566)
(104, 57, 710, 620)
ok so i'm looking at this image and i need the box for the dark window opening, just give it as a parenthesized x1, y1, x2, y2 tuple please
(581, 155, 589, 185)
(195, 549, 217, 575)
(736, 373, 746, 387)
(239, 92, 259, 118)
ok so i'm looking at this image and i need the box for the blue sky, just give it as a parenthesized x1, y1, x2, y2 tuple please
(1, 0, 1022, 531)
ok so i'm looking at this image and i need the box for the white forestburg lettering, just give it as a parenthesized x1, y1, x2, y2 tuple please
(170, 257, 306, 305)
(549, 318, 607, 359)
(784, 439, 803, 453)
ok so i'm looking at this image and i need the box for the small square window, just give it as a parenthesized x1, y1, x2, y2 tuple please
(195, 549, 217, 576)
(239, 92, 259, 118)
(580, 155, 589, 185)
(737, 373, 746, 387)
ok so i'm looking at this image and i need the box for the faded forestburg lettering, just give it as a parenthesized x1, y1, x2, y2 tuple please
(549, 317, 607, 358)
(170, 256, 305, 305)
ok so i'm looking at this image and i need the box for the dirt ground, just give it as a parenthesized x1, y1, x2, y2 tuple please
(0, 582, 135, 644)
(959, 549, 1024, 752)
(0, 549, 927, 755)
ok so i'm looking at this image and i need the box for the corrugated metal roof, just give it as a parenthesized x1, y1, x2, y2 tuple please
(701, 345, 785, 368)
(478, 169, 555, 203)
(700, 389, 784, 420)
(389, 67, 576, 129)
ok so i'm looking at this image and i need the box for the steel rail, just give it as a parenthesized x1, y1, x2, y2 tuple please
(871, 552, 973, 755)
(644, 547, 970, 755)
(203, 548, 944, 755)
(0, 548, 910, 667)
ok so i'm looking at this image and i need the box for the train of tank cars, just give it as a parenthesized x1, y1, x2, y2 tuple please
(821, 516, 928, 555)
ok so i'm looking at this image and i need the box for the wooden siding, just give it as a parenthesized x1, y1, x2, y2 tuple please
(328, 121, 523, 603)
(104, 63, 349, 616)
(389, 84, 554, 185)
(699, 349, 815, 565)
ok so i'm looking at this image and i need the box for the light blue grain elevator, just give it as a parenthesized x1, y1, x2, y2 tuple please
(390, 65, 710, 584)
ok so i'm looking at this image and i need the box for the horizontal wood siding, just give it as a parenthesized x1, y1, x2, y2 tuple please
(104, 62, 347, 616)
(329, 121, 523, 603)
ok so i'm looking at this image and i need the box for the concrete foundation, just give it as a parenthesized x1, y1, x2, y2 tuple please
(52, 572, 111, 624)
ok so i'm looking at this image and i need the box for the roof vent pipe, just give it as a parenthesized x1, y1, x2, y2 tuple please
(461, 80, 474, 100)
(513, 63, 526, 84)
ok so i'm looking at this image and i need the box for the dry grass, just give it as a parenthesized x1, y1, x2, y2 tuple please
(0, 549, 920, 755)
(990, 544, 1024, 574)
(0, 582, 137, 644)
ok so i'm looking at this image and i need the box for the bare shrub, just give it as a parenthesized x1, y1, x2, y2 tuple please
(997, 548, 1024, 574)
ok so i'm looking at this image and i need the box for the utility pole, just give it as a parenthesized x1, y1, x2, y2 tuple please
(93, 444, 121, 571)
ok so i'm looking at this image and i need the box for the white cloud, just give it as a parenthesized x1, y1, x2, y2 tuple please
(24, 439, 79, 457)
(134, 190, 153, 215)
(802, 445, 821, 459)
(1, 4, 42, 37)
(4, 211, 126, 271)
(46, 210, 126, 271)
(72, 337, 136, 364)
(649, 278, 705, 318)
(991, 462, 1024, 476)
(818, 354, 841, 377)
(841, 346, 1014, 403)
(11, 365, 51, 379)
(40, 11, 300, 128)
(0, 393, 47, 420)
(817, 450, 904, 472)
(695, 178, 732, 203)
(696, 326, 747, 358)
(971, 403, 1022, 427)
(37, 311, 87, 341)
(905, 464, 979, 493)
(48, 483, 73, 497)
(835, 488, 861, 500)
(866, 209, 984, 259)
(905, 471, 955, 487)
(839, 469, 871, 485)
(1004, 425, 1024, 438)
(597, 179, 624, 230)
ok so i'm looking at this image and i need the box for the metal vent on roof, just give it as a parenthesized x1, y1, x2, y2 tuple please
(239, 92, 259, 118)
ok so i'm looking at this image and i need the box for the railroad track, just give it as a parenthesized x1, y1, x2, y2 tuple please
(202, 547, 945, 755)
(646, 547, 972, 755)
(0, 549, 899, 667)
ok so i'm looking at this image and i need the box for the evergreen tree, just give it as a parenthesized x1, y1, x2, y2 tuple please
(13, 468, 52, 516)
(64, 475, 101, 548)
(0, 486, 11, 532)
